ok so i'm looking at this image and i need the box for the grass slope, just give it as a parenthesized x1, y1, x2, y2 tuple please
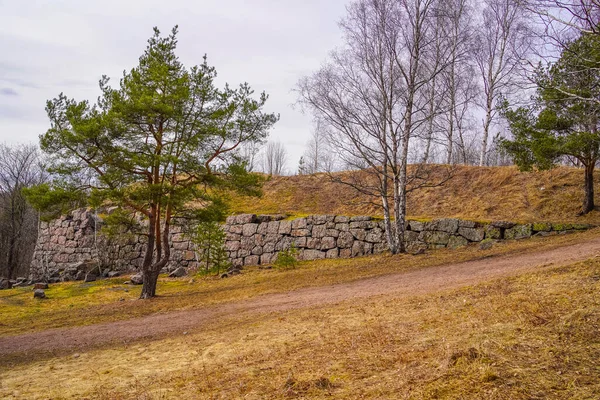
(1, 229, 598, 338)
(230, 165, 600, 224)
(1, 250, 598, 399)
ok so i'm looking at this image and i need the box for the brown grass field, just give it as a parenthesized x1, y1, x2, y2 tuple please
(1, 229, 600, 399)
(1, 166, 600, 399)
(230, 165, 600, 224)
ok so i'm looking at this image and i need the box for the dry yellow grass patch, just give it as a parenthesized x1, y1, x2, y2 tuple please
(1, 255, 598, 399)
(230, 165, 600, 224)
(2, 229, 599, 337)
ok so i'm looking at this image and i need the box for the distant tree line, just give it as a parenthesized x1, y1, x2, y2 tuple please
(0, 144, 46, 279)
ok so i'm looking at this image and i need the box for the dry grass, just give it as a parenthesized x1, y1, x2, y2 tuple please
(2, 229, 599, 338)
(1, 252, 598, 399)
(230, 165, 600, 224)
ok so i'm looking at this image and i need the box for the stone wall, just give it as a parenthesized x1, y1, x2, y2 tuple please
(29, 208, 592, 282)
(29, 209, 199, 282)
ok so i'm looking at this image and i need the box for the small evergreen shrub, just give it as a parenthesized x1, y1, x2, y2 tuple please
(274, 245, 299, 269)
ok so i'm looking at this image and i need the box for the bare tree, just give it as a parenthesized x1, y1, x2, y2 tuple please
(302, 120, 337, 173)
(521, 0, 600, 104)
(261, 140, 288, 176)
(299, 0, 452, 253)
(0, 143, 47, 279)
(237, 141, 263, 172)
(436, 0, 478, 164)
(475, 0, 533, 166)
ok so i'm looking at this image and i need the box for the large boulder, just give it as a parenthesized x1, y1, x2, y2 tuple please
(33, 289, 46, 299)
(169, 267, 187, 278)
(130, 273, 143, 285)
(0, 278, 12, 290)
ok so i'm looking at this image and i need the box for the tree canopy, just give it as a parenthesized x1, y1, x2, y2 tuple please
(502, 31, 600, 214)
(27, 26, 278, 297)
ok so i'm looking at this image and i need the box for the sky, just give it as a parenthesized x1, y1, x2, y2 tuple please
(0, 0, 350, 172)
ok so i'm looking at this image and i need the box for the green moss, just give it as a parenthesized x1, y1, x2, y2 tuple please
(552, 223, 573, 231)
(532, 222, 552, 232)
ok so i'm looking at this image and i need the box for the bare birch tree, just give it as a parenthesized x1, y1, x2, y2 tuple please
(475, 0, 533, 166)
(521, 0, 600, 105)
(261, 140, 288, 176)
(0, 143, 47, 279)
(299, 0, 451, 253)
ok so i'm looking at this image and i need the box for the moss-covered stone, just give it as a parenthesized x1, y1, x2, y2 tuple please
(448, 235, 469, 249)
(485, 226, 502, 240)
(572, 223, 591, 230)
(419, 231, 451, 245)
(532, 222, 552, 232)
(552, 223, 573, 231)
(505, 224, 532, 240)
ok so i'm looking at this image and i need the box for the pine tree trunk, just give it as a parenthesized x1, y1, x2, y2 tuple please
(140, 268, 160, 299)
(582, 163, 595, 214)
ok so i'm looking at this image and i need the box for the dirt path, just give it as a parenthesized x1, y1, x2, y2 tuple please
(2, 237, 600, 358)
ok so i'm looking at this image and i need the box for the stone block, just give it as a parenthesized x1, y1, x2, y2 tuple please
(291, 218, 308, 229)
(335, 223, 350, 232)
(352, 241, 365, 257)
(485, 226, 502, 240)
(251, 246, 263, 256)
(532, 222, 552, 232)
(325, 229, 340, 238)
(419, 231, 451, 245)
(261, 253, 274, 264)
(458, 227, 485, 242)
(426, 219, 459, 234)
(302, 249, 326, 261)
(321, 236, 336, 250)
(448, 235, 469, 249)
(244, 255, 260, 266)
(257, 222, 269, 235)
(491, 220, 516, 229)
(225, 240, 241, 251)
(365, 228, 383, 243)
(350, 229, 367, 241)
(173, 242, 188, 251)
(242, 223, 258, 237)
(337, 231, 354, 248)
(334, 216, 350, 223)
(505, 224, 532, 240)
(292, 237, 307, 248)
(264, 242, 275, 253)
(312, 225, 327, 238)
(291, 229, 310, 237)
(241, 236, 255, 251)
(229, 225, 243, 235)
(307, 237, 321, 249)
(409, 221, 425, 232)
(278, 220, 292, 235)
(313, 215, 328, 225)
(226, 232, 241, 241)
(236, 214, 257, 224)
(458, 220, 477, 228)
(373, 242, 389, 254)
(340, 248, 352, 258)
(255, 234, 265, 246)
(326, 248, 339, 258)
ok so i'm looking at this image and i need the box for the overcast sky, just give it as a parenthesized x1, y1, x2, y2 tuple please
(0, 0, 350, 172)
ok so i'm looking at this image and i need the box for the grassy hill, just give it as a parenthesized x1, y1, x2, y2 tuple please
(230, 165, 600, 224)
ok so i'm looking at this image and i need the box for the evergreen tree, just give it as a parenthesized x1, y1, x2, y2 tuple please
(26, 27, 278, 297)
(191, 222, 230, 275)
(502, 31, 600, 214)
